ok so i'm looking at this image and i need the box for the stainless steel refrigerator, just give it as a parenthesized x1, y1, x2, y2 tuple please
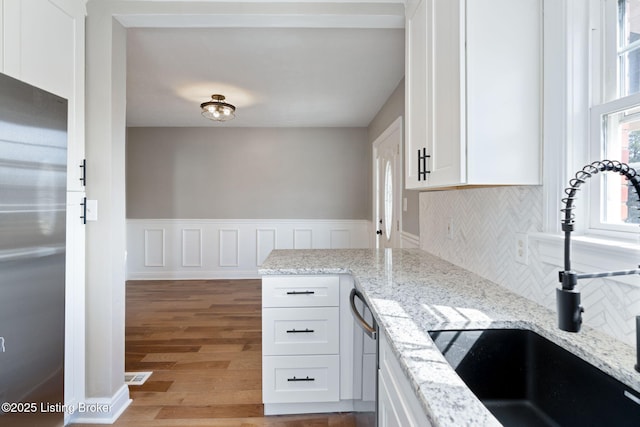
(0, 73, 67, 427)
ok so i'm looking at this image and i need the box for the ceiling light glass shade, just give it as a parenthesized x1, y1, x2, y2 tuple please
(200, 94, 236, 121)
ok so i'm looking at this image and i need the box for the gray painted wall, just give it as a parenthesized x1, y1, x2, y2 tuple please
(367, 78, 420, 236)
(126, 127, 371, 219)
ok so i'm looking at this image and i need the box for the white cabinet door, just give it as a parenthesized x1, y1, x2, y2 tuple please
(465, 0, 541, 185)
(378, 372, 412, 427)
(3, 0, 73, 98)
(430, 0, 464, 187)
(378, 330, 432, 427)
(405, 0, 431, 189)
(405, 0, 465, 189)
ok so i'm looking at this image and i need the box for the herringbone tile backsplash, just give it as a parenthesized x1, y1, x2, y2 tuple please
(419, 186, 640, 346)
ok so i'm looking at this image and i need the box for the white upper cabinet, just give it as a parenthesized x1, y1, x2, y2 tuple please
(405, 0, 542, 190)
(1, 0, 86, 192)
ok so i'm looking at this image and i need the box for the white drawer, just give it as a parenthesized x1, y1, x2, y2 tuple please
(262, 275, 339, 307)
(263, 355, 340, 403)
(263, 307, 339, 355)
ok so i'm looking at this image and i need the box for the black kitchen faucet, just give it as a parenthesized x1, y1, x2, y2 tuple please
(557, 160, 640, 372)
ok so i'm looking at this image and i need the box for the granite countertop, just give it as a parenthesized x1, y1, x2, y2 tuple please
(259, 248, 640, 427)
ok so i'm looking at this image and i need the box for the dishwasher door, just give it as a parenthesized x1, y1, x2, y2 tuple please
(350, 288, 378, 427)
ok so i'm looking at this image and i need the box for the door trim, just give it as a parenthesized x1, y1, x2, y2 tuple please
(372, 116, 403, 249)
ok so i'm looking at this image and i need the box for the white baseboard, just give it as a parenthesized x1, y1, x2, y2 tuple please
(127, 270, 261, 281)
(400, 231, 420, 248)
(68, 384, 131, 424)
(264, 400, 355, 415)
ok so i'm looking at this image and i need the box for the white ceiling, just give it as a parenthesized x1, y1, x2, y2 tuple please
(126, 26, 405, 127)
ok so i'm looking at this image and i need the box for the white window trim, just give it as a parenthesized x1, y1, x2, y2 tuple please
(542, 0, 590, 235)
(538, 0, 640, 283)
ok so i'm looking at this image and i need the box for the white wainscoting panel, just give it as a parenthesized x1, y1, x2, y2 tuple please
(293, 229, 313, 249)
(144, 229, 165, 267)
(219, 229, 240, 267)
(182, 229, 202, 267)
(127, 219, 372, 280)
(257, 229, 277, 267)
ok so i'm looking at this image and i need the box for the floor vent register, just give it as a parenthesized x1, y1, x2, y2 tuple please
(124, 371, 152, 386)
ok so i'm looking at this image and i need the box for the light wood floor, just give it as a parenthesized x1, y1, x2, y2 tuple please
(76, 279, 356, 427)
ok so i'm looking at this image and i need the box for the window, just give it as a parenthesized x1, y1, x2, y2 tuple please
(589, 0, 640, 233)
(384, 160, 393, 239)
(616, 0, 640, 97)
(536, 0, 640, 283)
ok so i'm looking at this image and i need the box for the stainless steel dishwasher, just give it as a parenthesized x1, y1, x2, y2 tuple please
(350, 287, 378, 427)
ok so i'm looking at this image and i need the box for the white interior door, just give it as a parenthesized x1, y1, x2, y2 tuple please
(373, 117, 402, 249)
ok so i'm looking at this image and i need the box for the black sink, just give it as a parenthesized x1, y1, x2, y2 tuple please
(428, 329, 640, 427)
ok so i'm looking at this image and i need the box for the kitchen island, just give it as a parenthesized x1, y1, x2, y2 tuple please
(259, 248, 640, 426)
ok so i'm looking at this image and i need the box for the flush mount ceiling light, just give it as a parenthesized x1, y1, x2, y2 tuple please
(200, 94, 236, 122)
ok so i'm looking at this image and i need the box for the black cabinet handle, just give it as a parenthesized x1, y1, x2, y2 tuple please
(286, 328, 314, 333)
(79, 159, 86, 186)
(287, 376, 315, 382)
(80, 197, 87, 225)
(286, 290, 315, 295)
(418, 147, 431, 181)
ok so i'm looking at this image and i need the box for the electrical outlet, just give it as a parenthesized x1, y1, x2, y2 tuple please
(446, 217, 454, 240)
(515, 233, 528, 265)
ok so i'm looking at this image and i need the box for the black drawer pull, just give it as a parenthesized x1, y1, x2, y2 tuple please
(286, 290, 315, 295)
(287, 376, 315, 382)
(286, 328, 314, 333)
